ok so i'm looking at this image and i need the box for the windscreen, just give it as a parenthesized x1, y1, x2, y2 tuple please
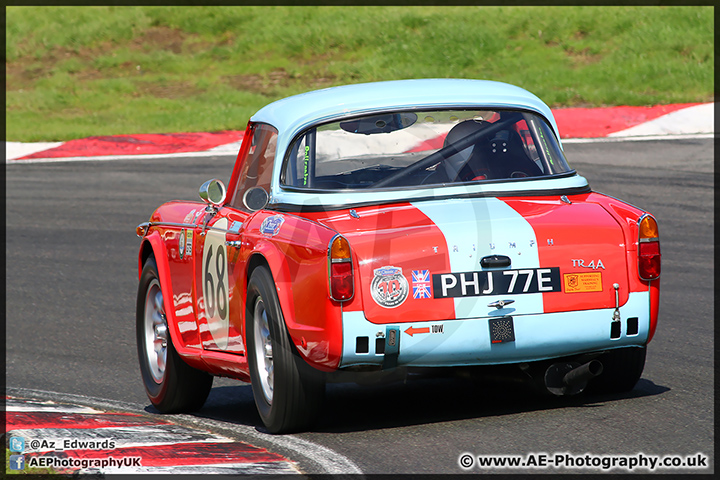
(281, 109, 572, 190)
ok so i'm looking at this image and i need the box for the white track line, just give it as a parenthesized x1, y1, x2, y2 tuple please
(563, 133, 714, 144)
(6, 387, 364, 475)
(5, 141, 64, 159)
(174, 412, 364, 475)
(4, 400, 102, 414)
(5, 149, 237, 164)
(607, 103, 714, 137)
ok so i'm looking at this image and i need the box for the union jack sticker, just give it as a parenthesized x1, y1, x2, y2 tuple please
(412, 270, 432, 299)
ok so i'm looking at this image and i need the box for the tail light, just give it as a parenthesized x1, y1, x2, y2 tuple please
(638, 214, 661, 281)
(328, 235, 354, 301)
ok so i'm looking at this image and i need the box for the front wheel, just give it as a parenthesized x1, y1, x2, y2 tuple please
(246, 266, 325, 433)
(137, 255, 213, 412)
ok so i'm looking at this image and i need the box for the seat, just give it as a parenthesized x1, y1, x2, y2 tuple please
(485, 130, 544, 179)
(441, 120, 492, 182)
(442, 121, 544, 182)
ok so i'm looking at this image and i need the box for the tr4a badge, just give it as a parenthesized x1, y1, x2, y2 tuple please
(371, 266, 409, 308)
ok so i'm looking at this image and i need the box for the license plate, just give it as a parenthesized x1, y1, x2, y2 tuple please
(432, 267, 561, 298)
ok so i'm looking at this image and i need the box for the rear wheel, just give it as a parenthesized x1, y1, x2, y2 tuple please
(246, 266, 325, 433)
(586, 347, 646, 394)
(137, 255, 213, 412)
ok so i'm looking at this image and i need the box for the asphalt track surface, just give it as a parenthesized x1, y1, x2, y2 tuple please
(6, 138, 714, 474)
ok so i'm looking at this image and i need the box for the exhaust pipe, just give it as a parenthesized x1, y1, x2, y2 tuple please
(544, 360, 603, 396)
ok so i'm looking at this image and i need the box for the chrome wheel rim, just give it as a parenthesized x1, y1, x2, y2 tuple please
(144, 278, 167, 384)
(253, 297, 274, 404)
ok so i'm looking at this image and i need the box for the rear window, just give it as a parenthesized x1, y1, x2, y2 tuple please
(281, 109, 571, 190)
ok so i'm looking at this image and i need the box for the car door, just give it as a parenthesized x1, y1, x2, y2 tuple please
(194, 123, 278, 354)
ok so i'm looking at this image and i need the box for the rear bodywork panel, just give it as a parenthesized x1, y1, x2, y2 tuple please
(140, 189, 657, 377)
(302, 192, 654, 369)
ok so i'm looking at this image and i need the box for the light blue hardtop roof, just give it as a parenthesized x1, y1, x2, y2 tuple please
(250, 78, 560, 140)
(248, 79, 584, 209)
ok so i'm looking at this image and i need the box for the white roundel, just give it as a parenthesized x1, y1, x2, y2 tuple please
(179, 229, 186, 259)
(370, 266, 409, 308)
(201, 217, 230, 349)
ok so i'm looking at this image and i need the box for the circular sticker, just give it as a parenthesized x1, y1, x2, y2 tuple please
(370, 266, 409, 308)
(179, 229, 186, 259)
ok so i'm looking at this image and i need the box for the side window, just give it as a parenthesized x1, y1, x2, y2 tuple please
(513, 119, 543, 172)
(283, 129, 315, 188)
(524, 115, 571, 174)
(230, 123, 278, 210)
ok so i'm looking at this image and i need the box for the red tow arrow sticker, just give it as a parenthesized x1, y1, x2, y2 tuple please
(404, 326, 430, 337)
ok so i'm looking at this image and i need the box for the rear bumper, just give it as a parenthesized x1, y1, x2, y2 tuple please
(339, 291, 649, 368)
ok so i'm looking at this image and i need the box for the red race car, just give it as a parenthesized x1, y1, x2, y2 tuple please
(136, 79, 660, 433)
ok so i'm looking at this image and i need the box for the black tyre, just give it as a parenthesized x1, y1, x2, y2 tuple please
(137, 255, 213, 412)
(246, 266, 325, 433)
(586, 346, 646, 394)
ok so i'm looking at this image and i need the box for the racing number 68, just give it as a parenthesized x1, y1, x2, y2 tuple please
(204, 245, 228, 319)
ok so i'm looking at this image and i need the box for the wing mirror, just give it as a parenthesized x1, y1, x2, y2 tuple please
(243, 186, 269, 212)
(199, 179, 227, 207)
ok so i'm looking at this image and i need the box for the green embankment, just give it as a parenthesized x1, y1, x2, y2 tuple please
(5, 6, 713, 142)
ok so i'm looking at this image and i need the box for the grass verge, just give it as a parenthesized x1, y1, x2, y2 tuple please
(6, 6, 714, 142)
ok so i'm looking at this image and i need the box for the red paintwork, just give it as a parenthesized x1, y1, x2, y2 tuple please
(197, 350, 250, 382)
(303, 203, 455, 323)
(149, 203, 205, 350)
(140, 206, 208, 371)
(141, 201, 345, 374)
(501, 195, 630, 312)
(242, 212, 343, 370)
(584, 193, 661, 341)
(140, 191, 659, 379)
(141, 193, 659, 379)
(140, 231, 201, 366)
(503, 193, 659, 341)
(227, 122, 255, 205)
